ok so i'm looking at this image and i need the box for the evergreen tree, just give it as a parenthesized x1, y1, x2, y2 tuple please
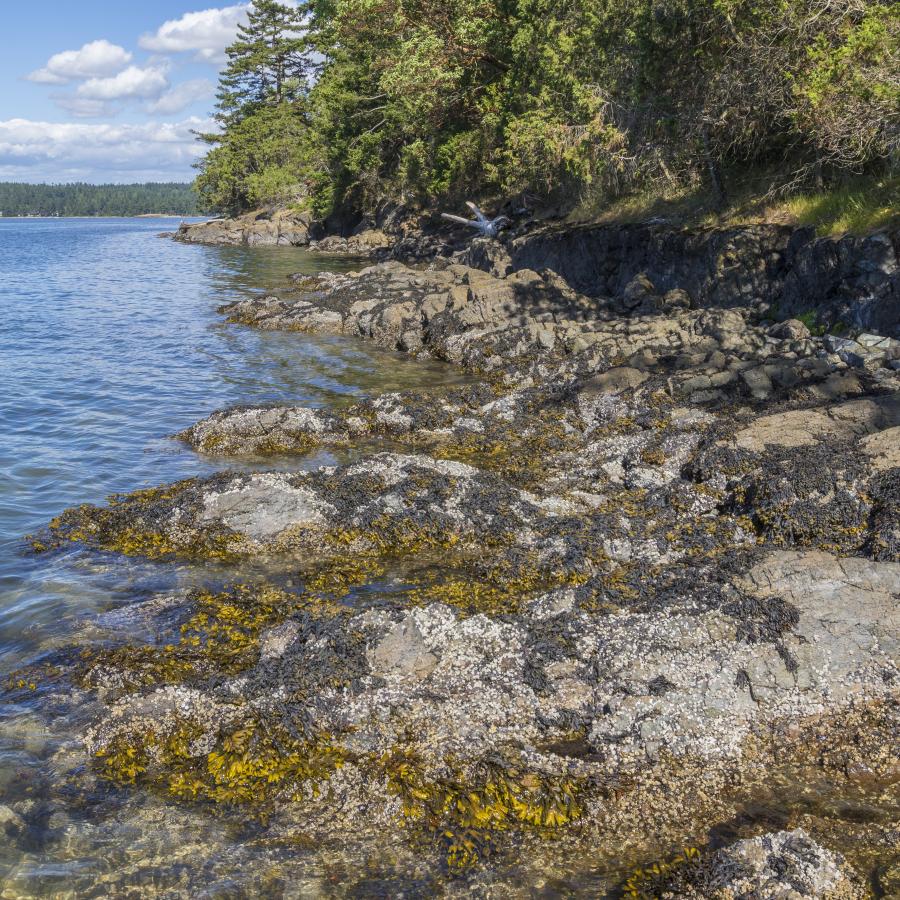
(195, 1, 315, 213)
(216, 0, 311, 126)
(195, 0, 899, 220)
(0, 183, 203, 217)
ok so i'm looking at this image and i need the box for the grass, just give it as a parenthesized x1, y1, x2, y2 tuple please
(568, 170, 899, 237)
(794, 310, 828, 336)
(780, 176, 899, 236)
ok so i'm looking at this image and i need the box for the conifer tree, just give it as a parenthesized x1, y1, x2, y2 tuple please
(216, 0, 310, 125)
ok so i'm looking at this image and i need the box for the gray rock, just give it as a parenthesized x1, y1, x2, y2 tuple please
(582, 367, 649, 396)
(741, 365, 773, 399)
(824, 334, 865, 355)
(657, 288, 693, 311)
(675, 829, 863, 899)
(622, 273, 657, 310)
(769, 318, 811, 341)
(367, 614, 439, 679)
(0, 804, 25, 832)
(199, 473, 333, 540)
(856, 332, 895, 351)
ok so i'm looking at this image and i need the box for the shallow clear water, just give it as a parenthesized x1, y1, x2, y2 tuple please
(0, 219, 461, 664)
(0, 218, 466, 895)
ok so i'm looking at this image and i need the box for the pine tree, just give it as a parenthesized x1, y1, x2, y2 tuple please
(215, 0, 311, 126)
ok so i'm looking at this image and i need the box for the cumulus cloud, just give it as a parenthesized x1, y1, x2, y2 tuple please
(146, 78, 215, 115)
(139, 4, 250, 63)
(77, 65, 170, 101)
(27, 40, 133, 85)
(0, 117, 210, 182)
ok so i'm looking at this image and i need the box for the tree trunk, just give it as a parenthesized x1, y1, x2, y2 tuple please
(701, 124, 727, 210)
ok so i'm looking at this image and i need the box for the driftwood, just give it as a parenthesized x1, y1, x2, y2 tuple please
(441, 201, 510, 238)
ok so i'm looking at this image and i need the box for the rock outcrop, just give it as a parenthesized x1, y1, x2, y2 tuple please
(175, 208, 313, 247)
(478, 223, 900, 338)
(21, 234, 900, 893)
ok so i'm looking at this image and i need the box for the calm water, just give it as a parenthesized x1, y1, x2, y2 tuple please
(0, 219, 460, 660)
(0, 218, 464, 895)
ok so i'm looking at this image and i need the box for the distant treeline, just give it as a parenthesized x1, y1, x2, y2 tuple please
(0, 182, 205, 217)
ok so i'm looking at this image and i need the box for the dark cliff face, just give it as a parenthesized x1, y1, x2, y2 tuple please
(778, 229, 898, 338)
(469, 223, 899, 338)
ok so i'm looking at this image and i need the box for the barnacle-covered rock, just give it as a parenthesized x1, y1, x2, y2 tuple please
(42, 454, 570, 561)
(57, 547, 896, 877)
(661, 829, 865, 899)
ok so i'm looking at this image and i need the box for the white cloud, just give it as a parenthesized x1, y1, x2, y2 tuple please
(0, 117, 210, 182)
(51, 96, 114, 119)
(139, 5, 250, 63)
(147, 78, 215, 115)
(77, 65, 170, 101)
(27, 40, 132, 85)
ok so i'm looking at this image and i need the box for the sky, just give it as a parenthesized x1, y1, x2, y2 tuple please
(0, 2, 263, 183)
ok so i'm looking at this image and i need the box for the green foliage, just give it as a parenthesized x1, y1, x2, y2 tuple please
(794, 4, 899, 167)
(197, 0, 900, 219)
(216, 0, 311, 126)
(794, 310, 827, 337)
(195, 102, 313, 213)
(0, 182, 202, 217)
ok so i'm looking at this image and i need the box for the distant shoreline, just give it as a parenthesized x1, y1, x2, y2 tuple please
(0, 214, 207, 220)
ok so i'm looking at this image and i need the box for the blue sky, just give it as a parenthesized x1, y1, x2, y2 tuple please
(0, 2, 257, 183)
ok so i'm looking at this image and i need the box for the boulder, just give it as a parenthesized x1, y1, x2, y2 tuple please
(621, 273, 658, 311)
(669, 830, 864, 899)
(769, 318, 812, 341)
(176, 209, 312, 247)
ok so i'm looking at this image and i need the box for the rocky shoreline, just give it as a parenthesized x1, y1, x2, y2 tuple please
(17, 222, 900, 894)
(175, 209, 899, 336)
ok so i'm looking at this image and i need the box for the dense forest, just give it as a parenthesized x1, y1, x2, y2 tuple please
(196, 0, 898, 223)
(0, 182, 203, 217)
